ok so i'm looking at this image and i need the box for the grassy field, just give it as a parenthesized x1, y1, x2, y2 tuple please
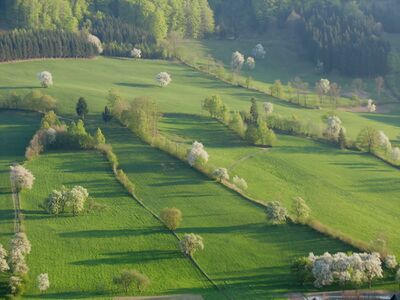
(1, 57, 400, 141)
(98, 121, 362, 299)
(0, 110, 40, 296)
(20, 150, 216, 299)
(159, 113, 400, 257)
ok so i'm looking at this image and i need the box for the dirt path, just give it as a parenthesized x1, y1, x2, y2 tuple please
(228, 148, 269, 172)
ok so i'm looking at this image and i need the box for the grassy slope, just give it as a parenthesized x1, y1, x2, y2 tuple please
(100, 121, 356, 299)
(159, 113, 400, 257)
(20, 150, 216, 299)
(0, 110, 40, 295)
(0, 57, 400, 141)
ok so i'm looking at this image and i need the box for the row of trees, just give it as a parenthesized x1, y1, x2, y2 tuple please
(0, 29, 99, 62)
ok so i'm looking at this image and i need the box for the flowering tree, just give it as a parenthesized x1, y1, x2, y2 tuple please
(45, 128, 57, 144)
(265, 201, 288, 225)
(87, 34, 103, 54)
(160, 208, 182, 230)
(155, 72, 172, 87)
(263, 102, 273, 115)
(9, 248, 29, 275)
(10, 165, 35, 192)
(131, 48, 142, 59)
(231, 51, 244, 73)
(252, 44, 266, 59)
(325, 116, 342, 139)
(292, 197, 311, 223)
(187, 141, 209, 166)
(392, 147, 400, 161)
(212, 167, 229, 182)
(233, 175, 248, 190)
(0, 244, 9, 272)
(38, 273, 50, 293)
(9, 276, 22, 295)
(384, 255, 397, 269)
(377, 131, 392, 153)
(179, 233, 204, 257)
(367, 99, 376, 113)
(11, 232, 31, 256)
(246, 57, 255, 70)
(315, 79, 330, 104)
(311, 252, 334, 288)
(37, 71, 53, 88)
(69, 186, 89, 216)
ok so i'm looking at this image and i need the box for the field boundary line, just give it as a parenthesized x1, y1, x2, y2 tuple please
(228, 148, 269, 171)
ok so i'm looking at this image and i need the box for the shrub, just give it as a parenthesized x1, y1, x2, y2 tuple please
(160, 208, 182, 230)
(233, 176, 248, 191)
(9, 165, 35, 192)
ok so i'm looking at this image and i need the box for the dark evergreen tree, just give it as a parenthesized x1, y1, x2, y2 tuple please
(76, 97, 89, 120)
(249, 98, 259, 124)
(102, 106, 113, 123)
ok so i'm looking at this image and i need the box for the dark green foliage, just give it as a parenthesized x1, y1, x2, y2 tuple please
(356, 127, 380, 153)
(76, 97, 89, 120)
(0, 29, 98, 62)
(249, 98, 259, 125)
(102, 106, 113, 123)
(291, 257, 313, 286)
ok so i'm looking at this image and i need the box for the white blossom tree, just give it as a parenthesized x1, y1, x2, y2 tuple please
(155, 72, 172, 87)
(45, 128, 57, 144)
(233, 175, 248, 190)
(37, 71, 53, 88)
(231, 51, 245, 73)
(367, 99, 376, 113)
(38, 273, 50, 293)
(252, 44, 266, 59)
(361, 252, 383, 287)
(246, 57, 255, 70)
(0, 244, 9, 272)
(377, 131, 392, 153)
(392, 147, 400, 161)
(69, 186, 89, 216)
(312, 252, 334, 288)
(265, 201, 288, 225)
(325, 116, 342, 139)
(130, 48, 142, 59)
(10, 232, 31, 256)
(9, 248, 29, 275)
(87, 34, 103, 54)
(263, 102, 274, 115)
(212, 167, 229, 182)
(179, 233, 204, 257)
(10, 165, 35, 192)
(384, 255, 397, 270)
(188, 141, 209, 166)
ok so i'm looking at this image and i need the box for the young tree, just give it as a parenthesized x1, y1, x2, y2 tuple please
(187, 141, 209, 166)
(233, 176, 248, 190)
(367, 99, 377, 113)
(385, 255, 398, 270)
(266, 201, 288, 225)
(325, 115, 342, 140)
(246, 57, 255, 70)
(102, 106, 113, 123)
(37, 71, 53, 88)
(155, 72, 172, 87)
(249, 98, 259, 123)
(87, 33, 103, 54)
(338, 127, 347, 149)
(257, 120, 276, 146)
(69, 186, 89, 216)
(292, 197, 311, 223)
(263, 102, 273, 115)
(10, 164, 35, 192)
(113, 270, 136, 293)
(229, 111, 245, 137)
(270, 80, 284, 98)
(212, 167, 229, 182)
(37, 273, 50, 293)
(94, 128, 106, 145)
(76, 97, 89, 120)
(160, 208, 182, 230)
(179, 233, 204, 257)
(356, 127, 380, 153)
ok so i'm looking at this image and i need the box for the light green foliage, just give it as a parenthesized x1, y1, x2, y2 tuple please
(265, 201, 288, 225)
(292, 197, 311, 224)
(94, 128, 106, 145)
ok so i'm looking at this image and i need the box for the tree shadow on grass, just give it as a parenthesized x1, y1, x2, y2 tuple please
(71, 249, 181, 266)
(0, 86, 40, 90)
(114, 82, 154, 89)
(25, 291, 109, 299)
(59, 227, 163, 239)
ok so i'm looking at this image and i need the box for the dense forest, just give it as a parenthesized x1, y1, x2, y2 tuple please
(0, 0, 395, 76)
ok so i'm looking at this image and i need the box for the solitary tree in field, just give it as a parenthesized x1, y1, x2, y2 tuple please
(292, 197, 311, 223)
(10, 164, 35, 192)
(76, 97, 89, 120)
(94, 128, 106, 145)
(102, 106, 113, 123)
(37, 273, 50, 293)
(37, 71, 53, 88)
(180, 233, 204, 257)
(266, 201, 288, 225)
(113, 270, 150, 293)
(160, 208, 182, 230)
(155, 72, 172, 87)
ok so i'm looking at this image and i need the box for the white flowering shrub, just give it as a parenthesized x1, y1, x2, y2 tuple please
(231, 51, 245, 72)
(37, 71, 53, 88)
(0, 244, 9, 272)
(212, 167, 229, 181)
(377, 131, 392, 153)
(179, 233, 204, 257)
(384, 255, 397, 269)
(252, 43, 266, 59)
(155, 72, 172, 87)
(188, 141, 209, 166)
(246, 57, 255, 70)
(325, 116, 342, 139)
(10, 232, 31, 256)
(9, 275, 22, 295)
(10, 165, 35, 192)
(131, 48, 142, 59)
(88, 34, 103, 54)
(69, 186, 89, 216)
(318, 78, 331, 94)
(263, 102, 274, 114)
(38, 273, 50, 292)
(367, 99, 376, 112)
(232, 175, 248, 190)
(9, 248, 29, 275)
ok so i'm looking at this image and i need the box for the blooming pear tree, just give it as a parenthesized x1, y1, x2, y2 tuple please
(69, 186, 89, 216)
(377, 131, 392, 153)
(384, 255, 397, 269)
(231, 51, 245, 73)
(155, 72, 172, 87)
(367, 99, 376, 112)
(187, 141, 209, 166)
(130, 48, 142, 59)
(179, 233, 204, 257)
(246, 57, 255, 70)
(37, 71, 53, 88)
(392, 147, 400, 161)
(263, 102, 274, 115)
(325, 115, 342, 139)
(87, 34, 103, 54)
(0, 244, 9, 272)
(10, 165, 35, 192)
(212, 167, 229, 182)
(233, 175, 248, 190)
(265, 201, 288, 225)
